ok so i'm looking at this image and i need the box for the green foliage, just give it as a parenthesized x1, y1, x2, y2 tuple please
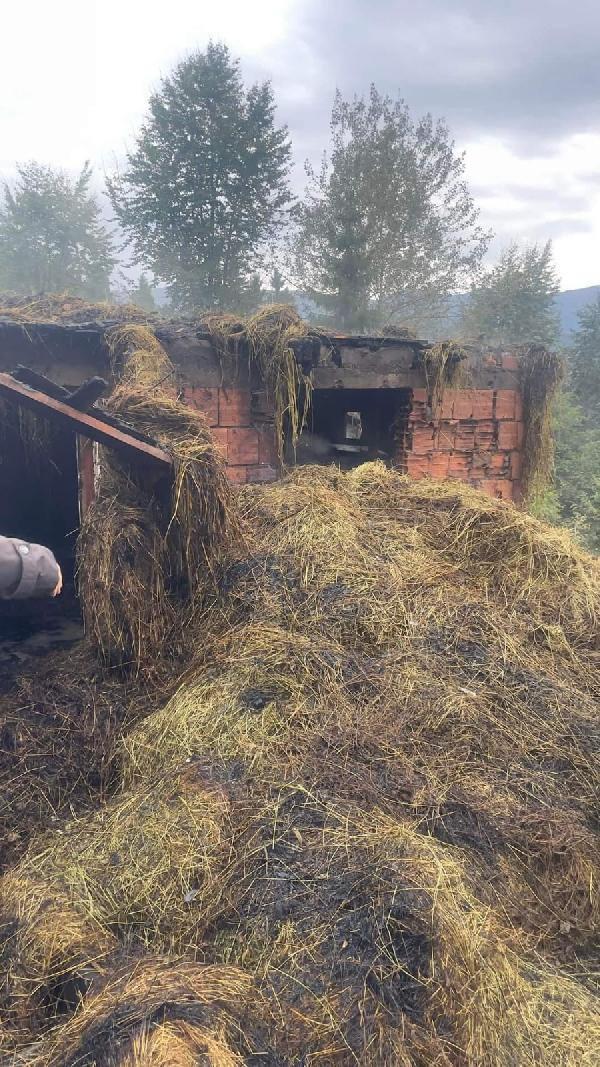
(127, 273, 157, 312)
(534, 391, 600, 553)
(290, 86, 489, 333)
(568, 292, 600, 415)
(108, 43, 292, 314)
(0, 162, 115, 299)
(462, 242, 559, 346)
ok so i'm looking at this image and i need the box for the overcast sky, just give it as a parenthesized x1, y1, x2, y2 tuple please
(1, 0, 599, 290)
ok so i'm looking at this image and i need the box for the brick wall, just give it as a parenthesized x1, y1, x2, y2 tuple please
(180, 349, 526, 502)
(405, 379, 524, 501)
(182, 384, 279, 485)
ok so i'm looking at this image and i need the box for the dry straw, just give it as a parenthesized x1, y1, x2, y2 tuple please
(76, 326, 239, 671)
(0, 301, 595, 1065)
(204, 304, 313, 463)
(1, 462, 599, 1065)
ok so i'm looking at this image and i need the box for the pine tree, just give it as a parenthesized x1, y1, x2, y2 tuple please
(271, 266, 284, 299)
(290, 87, 489, 333)
(128, 273, 156, 312)
(569, 293, 600, 415)
(461, 242, 560, 346)
(0, 162, 115, 299)
(108, 43, 292, 313)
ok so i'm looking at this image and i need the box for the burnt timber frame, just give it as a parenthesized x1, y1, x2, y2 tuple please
(0, 371, 172, 472)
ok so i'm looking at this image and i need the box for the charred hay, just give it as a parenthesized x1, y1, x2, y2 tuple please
(0, 454, 599, 1064)
(0, 311, 596, 1065)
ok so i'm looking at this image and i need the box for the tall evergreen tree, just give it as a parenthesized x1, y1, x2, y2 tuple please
(0, 162, 115, 299)
(568, 293, 600, 415)
(109, 43, 292, 313)
(128, 273, 157, 312)
(461, 241, 559, 346)
(290, 87, 489, 333)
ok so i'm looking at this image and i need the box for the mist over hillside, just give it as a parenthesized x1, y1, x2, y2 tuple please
(554, 286, 600, 338)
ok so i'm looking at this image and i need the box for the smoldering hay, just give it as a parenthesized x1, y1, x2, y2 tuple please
(0, 328, 599, 1066)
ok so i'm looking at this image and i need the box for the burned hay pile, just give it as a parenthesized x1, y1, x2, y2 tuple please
(1, 456, 600, 1062)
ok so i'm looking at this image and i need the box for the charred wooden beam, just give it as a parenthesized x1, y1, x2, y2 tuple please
(0, 372, 172, 472)
(10, 365, 158, 446)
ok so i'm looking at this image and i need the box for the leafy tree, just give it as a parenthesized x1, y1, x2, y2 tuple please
(109, 43, 292, 313)
(461, 241, 559, 345)
(0, 162, 115, 299)
(535, 392, 600, 553)
(539, 295, 600, 554)
(289, 86, 489, 333)
(568, 293, 600, 415)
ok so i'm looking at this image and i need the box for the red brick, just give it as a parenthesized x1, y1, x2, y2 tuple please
(510, 451, 522, 479)
(454, 423, 476, 452)
(517, 422, 525, 447)
(184, 386, 218, 426)
(437, 421, 456, 450)
(226, 466, 248, 484)
(502, 353, 520, 372)
(453, 391, 475, 420)
(512, 480, 524, 503)
(428, 454, 450, 479)
(246, 464, 278, 484)
(227, 427, 259, 465)
(257, 426, 278, 466)
(448, 453, 470, 474)
(219, 387, 251, 427)
(498, 421, 518, 450)
(490, 452, 508, 471)
(411, 427, 435, 455)
(514, 393, 524, 421)
(210, 427, 228, 459)
(474, 420, 495, 447)
(412, 388, 428, 404)
(495, 390, 517, 420)
(471, 390, 494, 419)
(406, 455, 430, 479)
(478, 478, 501, 499)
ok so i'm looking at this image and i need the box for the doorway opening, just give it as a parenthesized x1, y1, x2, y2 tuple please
(0, 405, 83, 683)
(303, 388, 413, 469)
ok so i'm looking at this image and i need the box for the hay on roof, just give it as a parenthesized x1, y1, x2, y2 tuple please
(0, 292, 155, 325)
(204, 303, 314, 463)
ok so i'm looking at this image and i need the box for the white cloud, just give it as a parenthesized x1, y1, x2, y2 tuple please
(0, 0, 598, 290)
(463, 135, 600, 288)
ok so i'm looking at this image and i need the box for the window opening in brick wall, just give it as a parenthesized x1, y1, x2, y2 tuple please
(294, 388, 413, 470)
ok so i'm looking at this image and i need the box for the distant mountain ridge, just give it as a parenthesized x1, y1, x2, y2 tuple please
(554, 286, 600, 339)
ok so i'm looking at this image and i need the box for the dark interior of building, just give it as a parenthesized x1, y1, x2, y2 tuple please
(0, 404, 83, 682)
(302, 387, 413, 469)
